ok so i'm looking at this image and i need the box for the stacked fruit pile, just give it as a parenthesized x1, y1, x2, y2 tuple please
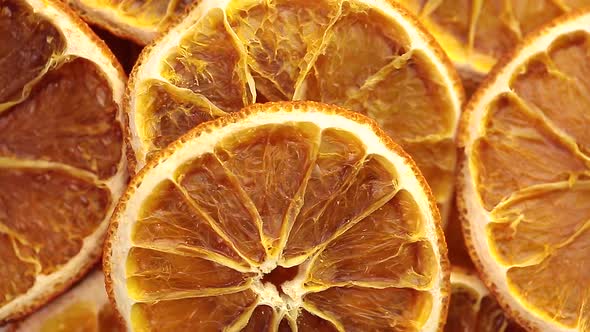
(1, 1, 589, 331)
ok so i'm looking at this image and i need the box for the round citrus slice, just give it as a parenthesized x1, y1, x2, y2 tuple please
(104, 102, 450, 331)
(125, 0, 463, 225)
(459, 9, 590, 332)
(398, 0, 590, 92)
(0, 0, 127, 323)
(4, 270, 124, 332)
(446, 267, 524, 332)
(65, 0, 190, 44)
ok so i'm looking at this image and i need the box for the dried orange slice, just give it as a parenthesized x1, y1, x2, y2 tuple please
(459, 10, 590, 332)
(104, 102, 450, 331)
(446, 267, 524, 332)
(65, 0, 191, 44)
(125, 0, 463, 224)
(4, 270, 124, 332)
(0, 0, 127, 323)
(398, 0, 590, 91)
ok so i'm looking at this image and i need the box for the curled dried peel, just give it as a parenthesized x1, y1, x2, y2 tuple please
(0, 0, 127, 322)
(459, 9, 590, 332)
(105, 102, 450, 331)
(126, 0, 463, 226)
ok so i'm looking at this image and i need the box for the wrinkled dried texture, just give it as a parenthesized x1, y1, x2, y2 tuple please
(507, 225, 590, 328)
(283, 154, 398, 260)
(472, 93, 588, 210)
(308, 190, 435, 289)
(131, 290, 257, 331)
(549, 32, 590, 95)
(297, 309, 338, 332)
(177, 153, 266, 263)
(445, 283, 524, 332)
(301, 3, 410, 104)
(411, 0, 589, 60)
(0, 168, 109, 305)
(136, 80, 217, 160)
(0, 58, 123, 179)
(216, 123, 320, 247)
(512, 56, 590, 156)
(286, 129, 365, 256)
(242, 305, 275, 332)
(345, 50, 455, 142)
(402, 139, 455, 203)
(227, 0, 338, 100)
(134, 180, 244, 265)
(304, 286, 432, 331)
(126, 247, 253, 302)
(0, 0, 65, 104)
(489, 184, 590, 266)
(161, 8, 249, 112)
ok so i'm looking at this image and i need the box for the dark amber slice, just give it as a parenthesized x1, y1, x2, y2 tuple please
(177, 153, 266, 263)
(283, 154, 399, 261)
(242, 305, 275, 332)
(304, 286, 432, 331)
(0, 58, 123, 179)
(215, 123, 320, 247)
(472, 93, 589, 210)
(98, 302, 126, 332)
(300, 3, 410, 105)
(506, 225, 590, 328)
(226, 0, 339, 100)
(161, 8, 250, 112)
(134, 180, 245, 266)
(0, 0, 65, 105)
(131, 290, 257, 331)
(126, 247, 254, 302)
(135, 80, 220, 161)
(297, 309, 338, 332)
(307, 190, 435, 289)
(0, 167, 109, 305)
(445, 281, 524, 332)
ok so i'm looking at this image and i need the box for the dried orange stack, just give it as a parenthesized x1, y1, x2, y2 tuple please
(1, 0, 590, 331)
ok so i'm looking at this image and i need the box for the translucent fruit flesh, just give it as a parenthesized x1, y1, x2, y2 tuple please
(398, 0, 590, 90)
(470, 31, 590, 328)
(131, 0, 458, 224)
(0, 0, 123, 315)
(127, 121, 440, 331)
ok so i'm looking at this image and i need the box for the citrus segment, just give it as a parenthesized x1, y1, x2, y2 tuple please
(303, 286, 432, 331)
(0, 59, 123, 179)
(126, 0, 462, 227)
(306, 190, 435, 289)
(0, 168, 109, 278)
(130, 290, 258, 331)
(216, 123, 320, 246)
(133, 180, 245, 266)
(459, 12, 590, 331)
(446, 268, 525, 332)
(0, 0, 126, 322)
(471, 93, 588, 210)
(126, 247, 254, 302)
(0, 0, 65, 107)
(177, 153, 266, 263)
(296, 309, 339, 332)
(105, 102, 448, 331)
(242, 305, 275, 331)
(283, 154, 399, 263)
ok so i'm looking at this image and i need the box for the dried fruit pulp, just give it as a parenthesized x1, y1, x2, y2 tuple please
(129, 0, 460, 223)
(109, 106, 447, 331)
(446, 270, 524, 332)
(0, 0, 123, 320)
(463, 24, 590, 330)
(399, 0, 590, 86)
